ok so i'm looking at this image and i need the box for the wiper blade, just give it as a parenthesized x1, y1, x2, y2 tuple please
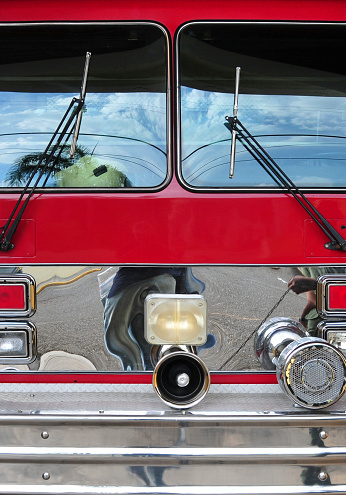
(225, 68, 346, 252)
(0, 53, 91, 252)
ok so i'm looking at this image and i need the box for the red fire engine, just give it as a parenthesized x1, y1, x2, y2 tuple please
(0, 1, 345, 493)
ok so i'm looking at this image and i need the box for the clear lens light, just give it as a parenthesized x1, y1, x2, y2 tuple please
(328, 331, 346, 352)
(145, 294, 207, 345)
(0, 331, 27, 357)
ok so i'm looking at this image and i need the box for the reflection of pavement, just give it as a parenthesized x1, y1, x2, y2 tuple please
(31, 267, 122, 372)
(25, 265, 306, 372)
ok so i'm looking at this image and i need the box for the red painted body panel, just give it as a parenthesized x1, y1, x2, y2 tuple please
(1, 0, 346, 23)
(0, 0, 345, 266)
(0, 181, 346, 265)
(0, 371, 277, 385)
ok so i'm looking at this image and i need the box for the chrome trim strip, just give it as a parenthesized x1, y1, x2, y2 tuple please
(0, 445, 344, 458)
(0, 486, 345, 495)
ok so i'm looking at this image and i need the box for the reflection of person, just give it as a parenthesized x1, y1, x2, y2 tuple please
(300, 428, 331, 486)
(104, 267, 205, 371)
(288, 267, 346, 334)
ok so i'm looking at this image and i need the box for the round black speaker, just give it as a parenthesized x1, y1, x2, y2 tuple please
(153, 351, 210, 408)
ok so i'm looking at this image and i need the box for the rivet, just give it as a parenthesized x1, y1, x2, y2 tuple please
(320, 431, 328, 440)
(318, 472, 328, 482)
(41, 431, 49, 439)
(42, 472, 50, 480)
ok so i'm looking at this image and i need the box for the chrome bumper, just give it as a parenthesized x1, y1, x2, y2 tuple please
(0, 382, 345, 495)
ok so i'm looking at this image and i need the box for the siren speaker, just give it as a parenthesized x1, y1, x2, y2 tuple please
(255, 318, 346, 409)
(153, 347, 210, 409)
(277, 337, 346, 409)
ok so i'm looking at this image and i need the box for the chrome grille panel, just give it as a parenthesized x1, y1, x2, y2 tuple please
(278, 339, 346, 408)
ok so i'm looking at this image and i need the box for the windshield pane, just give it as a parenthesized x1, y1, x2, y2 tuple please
(0, 24, 168, 189)
(178, 23, 346, 189)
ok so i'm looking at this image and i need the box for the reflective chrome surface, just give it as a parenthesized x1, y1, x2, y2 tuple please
(0, 383, 344, 494)
(0, 265, 343, 373)
(277, 337, 346, 409)
(255, 317, 308, 370)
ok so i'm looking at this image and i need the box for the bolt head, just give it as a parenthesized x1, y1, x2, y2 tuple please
(320, 431, 328, 440)
(318, 472, 328, 482)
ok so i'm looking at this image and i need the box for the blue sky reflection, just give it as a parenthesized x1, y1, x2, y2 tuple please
(181, 87, 346, 188)
(0, 91, 167, 187)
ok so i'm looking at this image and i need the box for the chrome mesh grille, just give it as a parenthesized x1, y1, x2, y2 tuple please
(285, 344, 345, 407)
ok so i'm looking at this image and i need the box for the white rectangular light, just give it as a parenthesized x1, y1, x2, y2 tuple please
(317, 321, 346, 355)
(144, 294, 207, 345)
(0, 321, 37, 364)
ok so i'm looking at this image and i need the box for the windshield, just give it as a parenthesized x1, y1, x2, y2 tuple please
(178, 22, 346, 189)
(0, 23, 168, 189)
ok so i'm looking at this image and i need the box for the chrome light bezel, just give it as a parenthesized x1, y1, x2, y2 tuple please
(317, 274, 346, 318)
(0, 321, 37, 364)
(0, 274, 36, 317)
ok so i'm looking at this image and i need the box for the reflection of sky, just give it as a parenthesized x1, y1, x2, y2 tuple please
(0, 91, 167, 187)
(181, 87, 346, 187)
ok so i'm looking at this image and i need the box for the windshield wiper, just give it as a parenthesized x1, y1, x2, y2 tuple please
(70, 52, 91, 158)
(0, 52, 91, 252)
(225, 67, 346, 252)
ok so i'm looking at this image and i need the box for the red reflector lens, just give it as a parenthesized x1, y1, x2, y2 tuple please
(328, 285, 346, 310)
(0, 284, 26, 311)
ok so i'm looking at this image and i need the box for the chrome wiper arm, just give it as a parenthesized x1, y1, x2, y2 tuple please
(229, 67, 241, 178)
(70, 52, 91, 158)
(225, 114, 346, 252)
(0, 53, 91, 252)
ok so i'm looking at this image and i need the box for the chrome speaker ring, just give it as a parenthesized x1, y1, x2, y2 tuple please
(153, 350, 210, 409)
(277, 337, 346, 409)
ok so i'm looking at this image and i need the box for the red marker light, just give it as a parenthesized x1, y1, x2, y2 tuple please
(328, 285, 346, 310)
(0, 284, 26, 311)
(0, 275, 36, 317)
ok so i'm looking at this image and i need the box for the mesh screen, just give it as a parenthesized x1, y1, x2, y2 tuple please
(286, 344, 345, 406)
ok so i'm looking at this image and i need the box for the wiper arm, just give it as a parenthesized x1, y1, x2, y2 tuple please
(70, 51, 91, 158)
(225, 68, 346, 252)
(229, 67, 241, 178)
(0, 52, 91, 252)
